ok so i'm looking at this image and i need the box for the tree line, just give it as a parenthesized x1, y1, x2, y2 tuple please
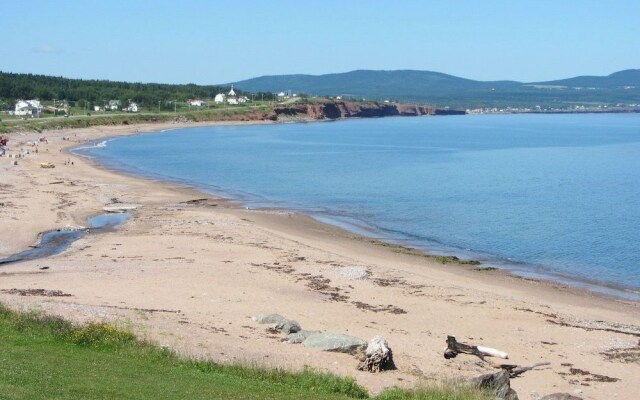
(0, 71, 275, 110)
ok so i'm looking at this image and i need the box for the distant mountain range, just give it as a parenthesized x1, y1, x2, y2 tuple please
(230, 69, 640, 108)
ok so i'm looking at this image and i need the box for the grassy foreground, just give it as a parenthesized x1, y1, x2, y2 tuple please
(0, 303, 490, 400)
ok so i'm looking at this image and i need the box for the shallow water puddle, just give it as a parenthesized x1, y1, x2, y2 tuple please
(0, 213, 130, 265)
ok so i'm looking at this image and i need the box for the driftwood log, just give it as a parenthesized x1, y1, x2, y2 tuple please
(444, 335, 509, 360)
(445, 335, 549, 379)
(357, 336, 395, 372)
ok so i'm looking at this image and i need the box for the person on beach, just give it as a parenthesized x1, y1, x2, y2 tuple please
(0, 135, 7, 157)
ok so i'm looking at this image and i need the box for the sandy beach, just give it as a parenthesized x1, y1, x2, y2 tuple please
(1, 122, 639, 399)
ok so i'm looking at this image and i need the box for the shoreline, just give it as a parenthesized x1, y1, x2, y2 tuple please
(72, 120, 640, 302)
(1, 120, 639, 398)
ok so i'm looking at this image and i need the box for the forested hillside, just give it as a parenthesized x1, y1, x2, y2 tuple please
(0, 72, 273, 110)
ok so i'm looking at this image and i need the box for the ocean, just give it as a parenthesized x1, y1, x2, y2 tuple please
(76, 114, 640, 299)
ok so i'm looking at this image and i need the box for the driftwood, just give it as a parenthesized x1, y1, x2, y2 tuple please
(357, 336, 395, 373)
(446, 335, 549, 379)
(444, 335, 509, 360)
(505, 362, 551, 378)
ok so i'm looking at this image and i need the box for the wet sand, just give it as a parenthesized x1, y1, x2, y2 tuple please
(1, 122, 639, 399)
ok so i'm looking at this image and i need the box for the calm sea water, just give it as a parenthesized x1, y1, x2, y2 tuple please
(77, 114, 640, 297)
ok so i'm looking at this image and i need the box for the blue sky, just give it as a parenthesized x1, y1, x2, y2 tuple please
(2, 1, 639, 84)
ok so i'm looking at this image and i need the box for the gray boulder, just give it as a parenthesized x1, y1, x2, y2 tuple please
(252, 313, 287, 325)
(276, 319, 301, 334)
(471, 370, 518, 400)
(302, 333, 366, 354)
(287, 330, 323, 344)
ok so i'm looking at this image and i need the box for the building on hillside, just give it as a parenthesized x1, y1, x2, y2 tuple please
(214, 93, 226, 104)
(108, 100, 121, 111)
(189, 99, 206, 107)
(126, 102, 138, 113)
(227, 85, 238, 105)
(14, 100, 42, 117)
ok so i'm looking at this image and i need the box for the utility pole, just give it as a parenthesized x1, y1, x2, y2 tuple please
(174, 100, 177, 113)
(158, 100, 161, 113)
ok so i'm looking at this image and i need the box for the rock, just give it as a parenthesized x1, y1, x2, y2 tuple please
(302, 333, 366, 354)
(471, 370, 519, 400)
(357, 336, 395, 372)
(276, 319, 301, 334)
(253, 314, 301, 334)
(287, 330, 323, 344)
(252, 314, 287, 325)
(540, 394, 583, 400)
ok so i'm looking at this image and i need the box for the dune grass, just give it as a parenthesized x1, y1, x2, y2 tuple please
(0, 303, 490, 399)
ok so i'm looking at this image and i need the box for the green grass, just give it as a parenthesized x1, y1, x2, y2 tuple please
(0, 104, 275, 134)
(375, 383, 492, 400)
(0, 303, 490, 399)
(0, 303, 365, 400)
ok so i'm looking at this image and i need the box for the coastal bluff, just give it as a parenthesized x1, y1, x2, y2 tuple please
(270, 101, 465, 121)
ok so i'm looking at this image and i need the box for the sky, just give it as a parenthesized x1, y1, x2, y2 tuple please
(2, 0, 639, 85)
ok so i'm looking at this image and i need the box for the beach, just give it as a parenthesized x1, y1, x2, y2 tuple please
(1, 122, 639, 399)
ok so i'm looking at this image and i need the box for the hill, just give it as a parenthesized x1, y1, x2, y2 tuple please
(2, 69, 639, 111)
(231, 69, 640, 108)
(533, 69, 640, 88)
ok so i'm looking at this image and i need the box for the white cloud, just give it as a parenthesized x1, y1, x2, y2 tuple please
(32, 45, 63, 54)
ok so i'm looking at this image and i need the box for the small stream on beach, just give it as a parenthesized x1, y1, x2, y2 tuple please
(0, 213, 130, 266)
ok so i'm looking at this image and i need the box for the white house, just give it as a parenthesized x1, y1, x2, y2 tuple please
(108, 100, 121, 111)
(127, 102, 138, 113)
(94, 105, 101, 112)
(214, 93, 226, 104)
(189, 99, 206, 107)
(14, 100, 42, 117)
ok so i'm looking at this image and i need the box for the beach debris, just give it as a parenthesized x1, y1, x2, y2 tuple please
(539, 394, 583, 400)
(357, 335, 395, 372)
(471, 370, 519, 400)
(445, 336, 551, 378)
(0, 288, 72, 297)
(301, 332, 366, 354)
(601, 339, 640, 363)
(40, 162, 55, 168)
(505, 362, 551, 378)
(103, 204, 138, 213)
(444, 335, 509, 360)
